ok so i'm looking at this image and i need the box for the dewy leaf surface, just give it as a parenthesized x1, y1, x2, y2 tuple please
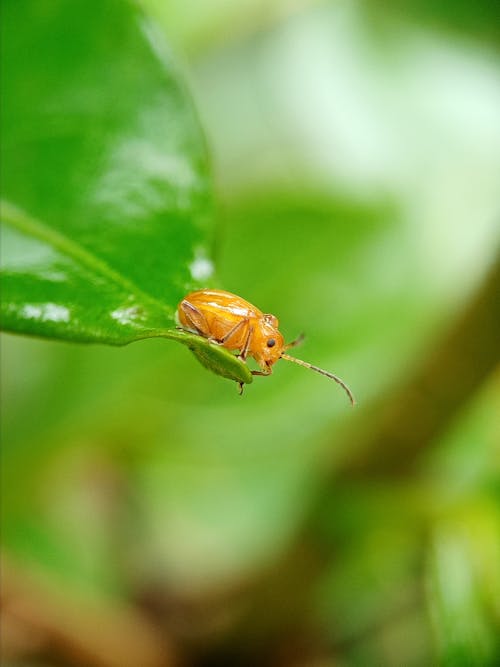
(1, 0, 213, 345)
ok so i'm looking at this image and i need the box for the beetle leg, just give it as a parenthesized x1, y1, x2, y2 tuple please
(251, 368, 272, 376)
(220, 318, 249, 346)
(237, 381, 245, 395)
(237, 324, 254, 362)
(179, 300, 210, 337)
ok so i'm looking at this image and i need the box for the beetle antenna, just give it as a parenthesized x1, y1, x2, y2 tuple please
(285, 333, 305, 350)
(280, 353, 356, 406)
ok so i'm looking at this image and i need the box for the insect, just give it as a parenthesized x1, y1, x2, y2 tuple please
(177, 289, 355, 405)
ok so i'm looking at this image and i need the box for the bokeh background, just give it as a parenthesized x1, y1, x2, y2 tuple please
(2, 1, 499, 665)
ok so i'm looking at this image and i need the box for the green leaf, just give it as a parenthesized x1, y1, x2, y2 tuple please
(0, 0, 250, 385)
(186, 334, 253, 385)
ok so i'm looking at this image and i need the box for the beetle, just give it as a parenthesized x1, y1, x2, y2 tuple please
(177, 289, 355, 405)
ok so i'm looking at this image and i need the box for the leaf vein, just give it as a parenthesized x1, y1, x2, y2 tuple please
(0, 200, 172, 317)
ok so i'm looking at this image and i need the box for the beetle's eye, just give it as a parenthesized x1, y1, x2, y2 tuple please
(267, 338, 276, 348)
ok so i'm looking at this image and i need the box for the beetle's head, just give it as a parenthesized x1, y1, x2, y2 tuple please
(254, 315, 285, 370)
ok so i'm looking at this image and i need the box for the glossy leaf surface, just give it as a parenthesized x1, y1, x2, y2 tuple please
(0, 0, 252, 384)
(1, 0, 207, 343)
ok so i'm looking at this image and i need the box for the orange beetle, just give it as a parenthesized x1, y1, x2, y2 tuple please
(178, 289, 355, 404)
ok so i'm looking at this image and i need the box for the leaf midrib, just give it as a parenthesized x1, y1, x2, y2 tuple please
(0, 199, 174, 319)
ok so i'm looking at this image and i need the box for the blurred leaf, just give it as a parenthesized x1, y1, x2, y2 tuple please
(424, 376, 500, 665)
(427, 519, 499, 666)
(368, 0, 500, 46)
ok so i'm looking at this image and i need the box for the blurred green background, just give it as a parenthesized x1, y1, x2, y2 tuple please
(1, 1, 499, 666)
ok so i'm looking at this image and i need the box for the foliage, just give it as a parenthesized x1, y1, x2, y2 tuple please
(1, 1, 499, 666)
(1, 0, 250, 385)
